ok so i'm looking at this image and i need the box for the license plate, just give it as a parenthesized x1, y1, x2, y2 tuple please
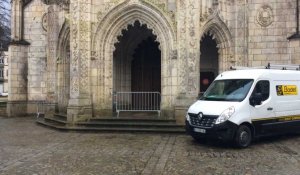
(194, 128, 206, 133)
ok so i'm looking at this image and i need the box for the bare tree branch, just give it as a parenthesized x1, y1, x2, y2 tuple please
(0, 0, 11, 50)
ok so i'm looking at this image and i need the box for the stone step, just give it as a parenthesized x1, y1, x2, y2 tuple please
(0, 107, 7, 117)
(53, 113, 67, 121)
(36, 117, 67, 130)
(43, 116, 67, 126)
(89, 117, 177, 123)
(36, 115, 185, 133)
(37, 122, 185, 133)
(77, 121, 183, 129)
(69, 127, 185, 133)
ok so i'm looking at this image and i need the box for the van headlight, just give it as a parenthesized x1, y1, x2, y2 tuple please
(215, 106, 235, 124)
(186, 113, 190, 121)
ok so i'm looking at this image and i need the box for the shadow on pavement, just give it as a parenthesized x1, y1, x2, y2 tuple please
(187, 132, 300, 149)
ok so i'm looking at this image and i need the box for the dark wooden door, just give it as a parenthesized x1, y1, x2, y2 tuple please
(131, 38, 161, 92)
(131, 38, 161, 109)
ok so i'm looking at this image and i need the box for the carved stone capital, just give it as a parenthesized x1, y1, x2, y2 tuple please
(41, 0, 70, 10)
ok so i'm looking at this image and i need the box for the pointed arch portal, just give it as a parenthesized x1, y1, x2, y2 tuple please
(113, 21, 161, 93)
(199, 15, 233, 93)
(200, 34, 218, 93)
(92, 2, 176, 110)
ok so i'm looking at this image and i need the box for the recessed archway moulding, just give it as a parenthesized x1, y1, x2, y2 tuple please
(92, 0, 177, 108)
(200, 13, 233, 72)
(41, 0, 70, 10)
(93, 1, 176, 56)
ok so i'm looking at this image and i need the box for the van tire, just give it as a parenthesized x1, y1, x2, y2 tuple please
(234, 125, 252, 148)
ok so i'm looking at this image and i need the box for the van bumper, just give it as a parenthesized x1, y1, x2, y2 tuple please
(185, 120, 238, 142)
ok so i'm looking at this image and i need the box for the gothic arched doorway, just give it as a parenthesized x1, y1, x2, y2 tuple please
(113, 21, 161, 93)
(131, 37, 161, 92)
(93, 2, 176, 115)
(113, 21, 161, 111)
(200, 34, 219, 93)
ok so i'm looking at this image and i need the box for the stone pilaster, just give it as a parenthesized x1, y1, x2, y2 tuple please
(176, 0, 200, 100)
(43, 4, 60, 117)
(67, 0, 92, 123)
(23, 0, 48, 114)
(7, 45, 28, 117)
(7, 0, 31, 117)
(46, 5, 59, 103)
(233, 0, 248, 67)
(174, 0, 200, 123)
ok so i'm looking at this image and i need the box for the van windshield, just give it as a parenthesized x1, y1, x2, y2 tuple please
(200, 79, 254, 102)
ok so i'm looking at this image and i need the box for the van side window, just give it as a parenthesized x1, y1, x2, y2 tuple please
(252, 80, 270, 101)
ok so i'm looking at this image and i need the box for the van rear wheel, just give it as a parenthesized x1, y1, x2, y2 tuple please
(234, 125, 252, 148)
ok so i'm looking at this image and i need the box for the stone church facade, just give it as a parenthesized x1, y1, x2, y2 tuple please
(8, 0, 300, 123)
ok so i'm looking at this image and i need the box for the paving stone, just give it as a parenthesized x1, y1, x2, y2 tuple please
(0, 117, 299, 175)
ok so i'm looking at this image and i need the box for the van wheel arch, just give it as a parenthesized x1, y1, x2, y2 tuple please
(240, 122, 255, 138)
(234, 123, 254, 148)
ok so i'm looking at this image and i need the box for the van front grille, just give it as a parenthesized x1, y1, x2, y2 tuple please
(188, 113, 218, 128)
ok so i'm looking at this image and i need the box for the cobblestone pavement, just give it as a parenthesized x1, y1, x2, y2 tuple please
(0, 117, 300, 175)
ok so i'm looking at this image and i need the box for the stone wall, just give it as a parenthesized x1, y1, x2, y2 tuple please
(290, 39, 300, 64)
(7, 45, 28, 116)
(247, 1, 296, 66)
(23, 0, 48, 103)
(8, 0, 300, 121)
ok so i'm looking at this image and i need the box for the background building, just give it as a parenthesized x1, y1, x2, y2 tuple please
(8, 0, 300, 124)
(0, 51, 8, 95)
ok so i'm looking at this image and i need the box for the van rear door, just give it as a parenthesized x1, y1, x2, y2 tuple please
(273, 82, 300, 133)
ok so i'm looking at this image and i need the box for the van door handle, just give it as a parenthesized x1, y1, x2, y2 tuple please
(267, 107, 273, 111)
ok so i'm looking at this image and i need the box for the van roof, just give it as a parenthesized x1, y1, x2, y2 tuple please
(216, 69, 300, 81)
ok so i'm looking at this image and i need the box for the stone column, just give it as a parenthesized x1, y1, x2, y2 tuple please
(67, 0, 92, 123)
(7, 0, 30, 117)
(44, 5, 60, 117)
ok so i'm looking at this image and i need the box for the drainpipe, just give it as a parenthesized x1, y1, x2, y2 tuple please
(288, 0, 300, 40)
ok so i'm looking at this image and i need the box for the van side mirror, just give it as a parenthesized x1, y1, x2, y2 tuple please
(250, 93, 263, 106)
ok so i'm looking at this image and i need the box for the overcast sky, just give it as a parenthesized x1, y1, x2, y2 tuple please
(3, 0, 11, 9)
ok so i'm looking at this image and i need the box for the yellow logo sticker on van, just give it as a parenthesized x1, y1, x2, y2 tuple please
(276, 85, 298, 96)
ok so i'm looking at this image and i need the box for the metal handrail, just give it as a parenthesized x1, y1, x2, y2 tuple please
(36, 101, 46, 118)
(115, 92, 161, 117)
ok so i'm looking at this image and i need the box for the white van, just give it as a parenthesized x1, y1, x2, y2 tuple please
(185, 66, 300, 148)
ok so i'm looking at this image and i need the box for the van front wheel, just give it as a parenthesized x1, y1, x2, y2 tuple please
(234, 125, 252, 148)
